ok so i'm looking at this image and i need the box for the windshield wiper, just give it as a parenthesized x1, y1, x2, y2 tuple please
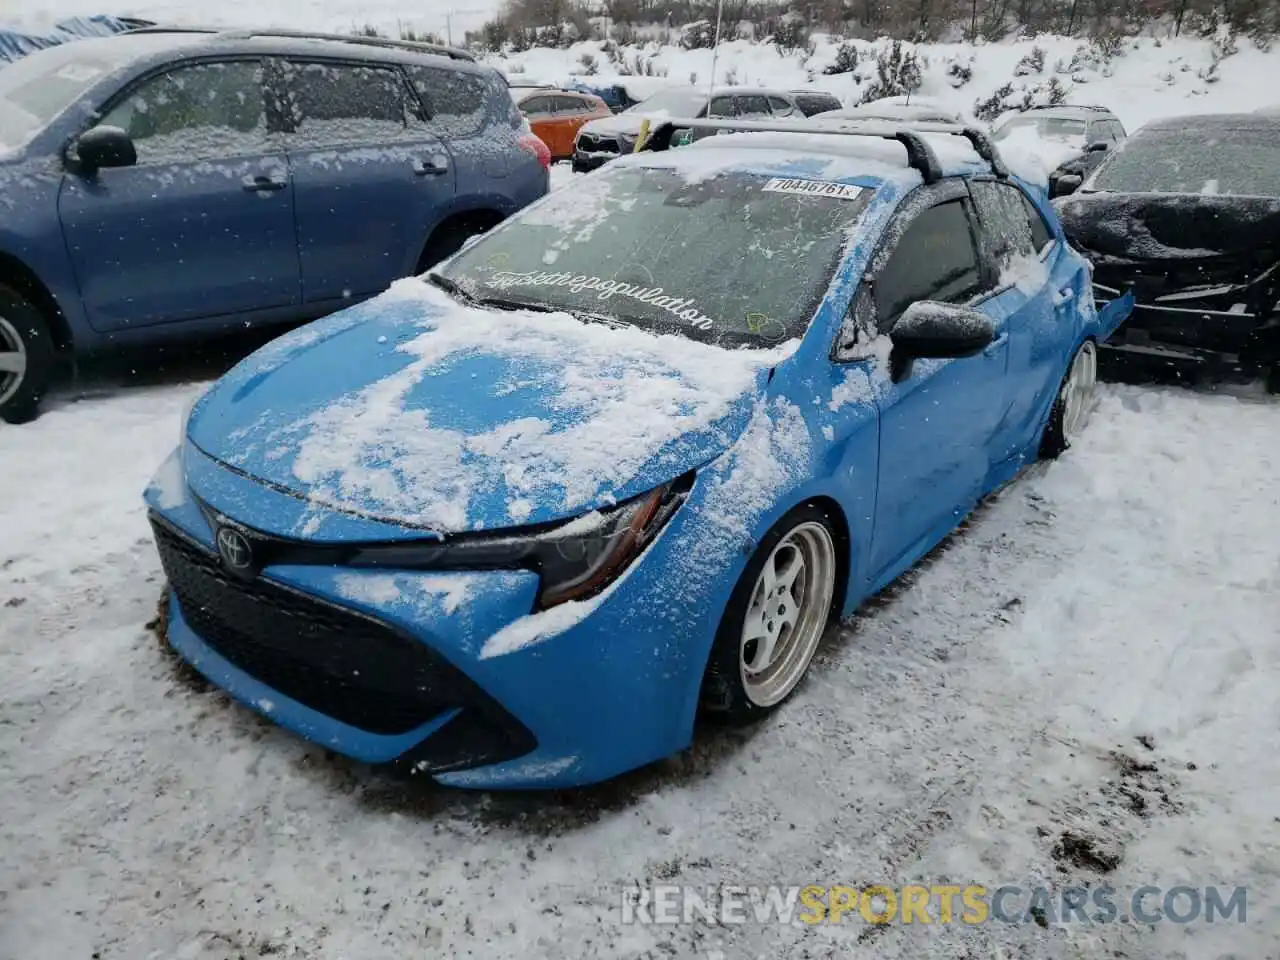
(425, 271, 476, 304)
(473, 295, 557, 313)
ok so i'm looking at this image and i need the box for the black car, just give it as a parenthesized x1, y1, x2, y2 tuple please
(992, 105, 1127, 198)
(1054, 113, 1280, 392)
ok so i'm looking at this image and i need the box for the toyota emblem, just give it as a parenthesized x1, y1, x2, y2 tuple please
(216, 526, 253, 572)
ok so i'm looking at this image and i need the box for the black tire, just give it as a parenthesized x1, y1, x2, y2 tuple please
(699, 503, 840, 726)
(0, 283, 55, 425)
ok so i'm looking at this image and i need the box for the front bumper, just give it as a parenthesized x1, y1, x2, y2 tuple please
(143, 444, 735, 790)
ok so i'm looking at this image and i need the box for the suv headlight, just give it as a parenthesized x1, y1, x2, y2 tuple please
(348, 473, 693, 610)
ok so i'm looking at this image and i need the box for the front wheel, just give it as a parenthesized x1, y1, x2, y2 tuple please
(700, 504, 839, 725)
(1039, 339, 1098, 459)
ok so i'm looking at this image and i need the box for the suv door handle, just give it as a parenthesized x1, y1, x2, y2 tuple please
(412, 158, 449, 177)
(242, 175, 288, 192)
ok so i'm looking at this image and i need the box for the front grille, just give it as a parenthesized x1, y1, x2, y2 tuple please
(152, 516, 476, 736)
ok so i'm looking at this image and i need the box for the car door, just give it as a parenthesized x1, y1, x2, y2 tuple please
(57, 57, 299, 332)
(518, 93, 555, 147)
(551, 95, 590, 157)
(968, 178, 1065, 460)
(847, 185, 1012, 582)
(277, 58, 457, 304)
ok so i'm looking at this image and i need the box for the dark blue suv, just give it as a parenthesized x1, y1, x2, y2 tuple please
(0, 27, 550, 423)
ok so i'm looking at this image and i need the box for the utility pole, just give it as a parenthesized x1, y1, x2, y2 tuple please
(446, 9, 453, 46)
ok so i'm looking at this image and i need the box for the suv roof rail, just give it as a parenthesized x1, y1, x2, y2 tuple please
(125, 24, 476, 62)
(638, 117, 1008, 184)
(1026, 103, 1111, 113)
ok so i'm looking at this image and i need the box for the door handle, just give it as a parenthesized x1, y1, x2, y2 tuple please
(242, 175, 288, 192)
(1057, 286, 1076, 303)
(983, 332, 1009, 355)
(412, 158, 449, 177)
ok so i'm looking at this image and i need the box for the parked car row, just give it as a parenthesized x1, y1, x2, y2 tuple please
(0, 27, 551, 423)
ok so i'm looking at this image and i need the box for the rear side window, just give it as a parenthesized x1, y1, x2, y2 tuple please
(874, 199, 983, 326)
(97, 60, 267, 164)
(767, 95, 794, 115)
(708, 96, 735, 118)
(283, 61, 408, 146)
(405, 64, 491, 137)
(553, 95, 585, 114)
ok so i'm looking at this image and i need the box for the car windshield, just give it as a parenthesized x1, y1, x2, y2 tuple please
(993, 115, 1087, 143)
(0, 35, 203, 153)
(1089, 124, 1280, 196)
(436, 164, 873, 346)
(628, 88, 707, 118)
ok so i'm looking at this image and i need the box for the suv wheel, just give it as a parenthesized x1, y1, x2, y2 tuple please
(0, 284, 56, 425)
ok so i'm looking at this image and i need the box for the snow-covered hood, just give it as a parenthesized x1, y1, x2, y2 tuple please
(1056, 191, 1280, 263)
(187, 280, 793, 535)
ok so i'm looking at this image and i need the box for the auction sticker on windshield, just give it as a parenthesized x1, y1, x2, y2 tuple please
(762, 178, 864, 201)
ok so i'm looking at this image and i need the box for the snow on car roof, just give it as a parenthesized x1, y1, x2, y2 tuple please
(626, 128, 989, 186)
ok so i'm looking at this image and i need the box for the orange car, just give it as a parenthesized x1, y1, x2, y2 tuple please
(515, 90, 613, 162)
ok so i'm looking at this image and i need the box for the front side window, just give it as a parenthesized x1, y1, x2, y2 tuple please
(768, 95, 794, 115)
(873, 199, 983, 327)
(96, 60, 266, 164)
(735, 95, 772, 119)
(283, 61, 408, 146)
(436, 165, 872, 346)
(708, 96, 735, 118)
(519, 95, 553, 117)
(970, 180, 1037, 269)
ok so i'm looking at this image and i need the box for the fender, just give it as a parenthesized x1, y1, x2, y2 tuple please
(405, 192, 522, 276)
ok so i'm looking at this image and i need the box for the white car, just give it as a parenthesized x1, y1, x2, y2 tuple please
(571, 86, 801, 172)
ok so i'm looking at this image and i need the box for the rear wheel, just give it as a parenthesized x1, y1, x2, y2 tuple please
(416, 214, 502, 274)
(0, 284, 55, 425)
(700, 505, 839, 725)
(1040, 340, 1097, 459)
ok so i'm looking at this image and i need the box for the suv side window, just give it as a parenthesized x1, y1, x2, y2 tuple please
(405, 64, 490, 137)
(553, 95, 585, 114)
(283, 60, 409, 146)
(708, 96, 736, 118)
(874, 199, 983, 328)
(735, 94, 772, 118)
(519, 94, 553, 117)
(97, 60, 267, 164)
(767, 95, 795, 116)
(969, 180, 1037, 270)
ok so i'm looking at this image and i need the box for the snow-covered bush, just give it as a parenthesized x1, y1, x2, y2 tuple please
(860, 40, 923, 103)
(771, 18, 810, 54)
(680, 19, 717, 50)
(577, 53, 599, 75)
(1014, 45, 1046, 75)
(946, 54, 974, 86)
(823, 40, 860, 75)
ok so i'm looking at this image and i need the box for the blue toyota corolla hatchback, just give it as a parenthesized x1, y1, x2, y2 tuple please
(0, 27, 548, 423)
(145, 119, 1133, 790)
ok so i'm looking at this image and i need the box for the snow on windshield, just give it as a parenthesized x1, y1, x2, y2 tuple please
(439, 164, 873, 346)
(270, 279, 798, 533)
(628, 88, 706, 117)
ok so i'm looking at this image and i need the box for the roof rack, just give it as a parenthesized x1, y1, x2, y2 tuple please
(125, 25, 475, 61)
(1026, 103, 1111, 113)
(638, 117, 1008, 184)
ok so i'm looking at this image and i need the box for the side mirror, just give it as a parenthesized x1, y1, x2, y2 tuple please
(1052, 173, 1083, 198)
(888, 301, 995, 382)
(1086, 140, 1110, 153)
(72, 125, 136, 173)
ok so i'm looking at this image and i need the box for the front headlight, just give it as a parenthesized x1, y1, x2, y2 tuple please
(348, 474, 693, 610)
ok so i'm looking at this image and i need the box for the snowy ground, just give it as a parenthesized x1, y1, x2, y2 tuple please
(4, 366, 1279, 959)
(3, 13, 1280, 960)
